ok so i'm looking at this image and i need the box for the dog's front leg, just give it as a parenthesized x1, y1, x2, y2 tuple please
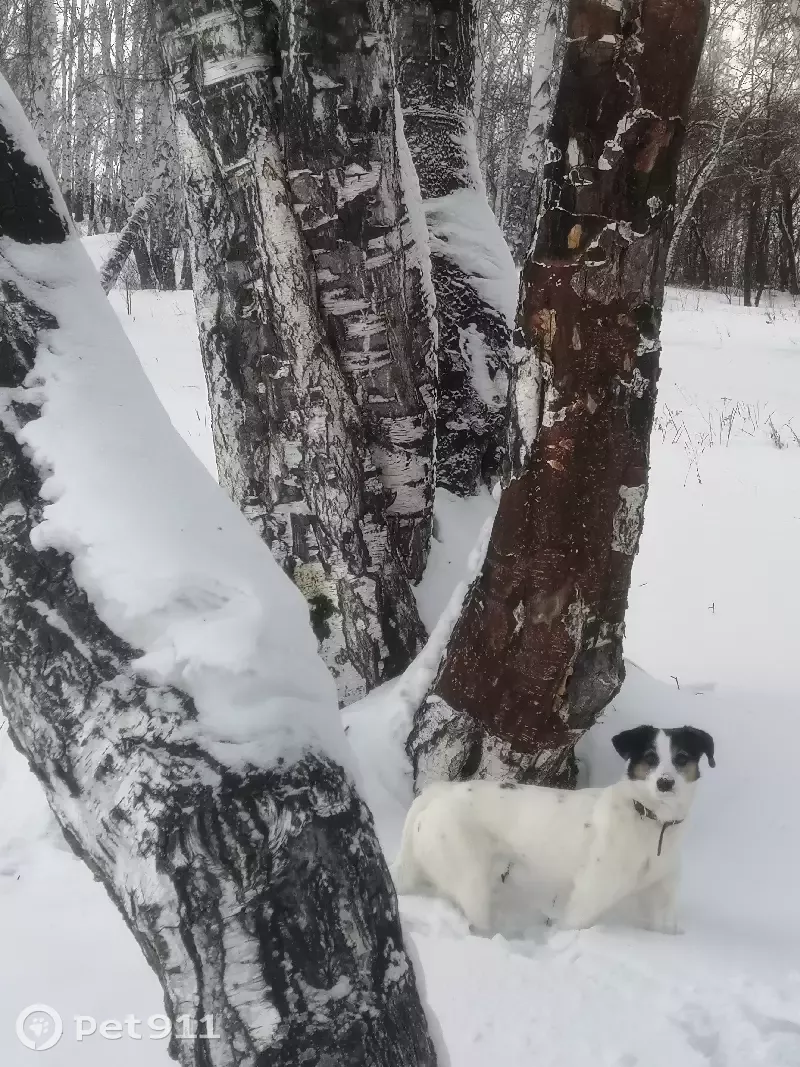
(635, 872, 683, 935)
(560, 842, 628, 930)
(454, 874, 493, 934)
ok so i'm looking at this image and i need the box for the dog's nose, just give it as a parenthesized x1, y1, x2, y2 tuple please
(656, 777, 674, 793)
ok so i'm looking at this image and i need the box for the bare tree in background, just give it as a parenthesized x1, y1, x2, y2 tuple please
(668, 0, 800, 299)
(0, 0, 183, 286)
(0, 0, 58, 151)
(409, 0, 710, 788)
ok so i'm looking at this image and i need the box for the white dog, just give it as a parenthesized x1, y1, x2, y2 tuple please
(391, 725, 714, 933)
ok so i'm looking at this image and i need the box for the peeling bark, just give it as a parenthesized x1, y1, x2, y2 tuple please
(409, 0, 709, 788)
(0, 88, 438, 1067)
(396, 0, 515, 496)
(279, 0, 437, 584)
(156, 0, 418, 703)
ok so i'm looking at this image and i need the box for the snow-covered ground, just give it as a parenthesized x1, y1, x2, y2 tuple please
(1, 283, 799, 1064)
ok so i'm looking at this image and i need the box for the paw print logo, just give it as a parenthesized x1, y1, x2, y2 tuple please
(16, 1005, 63, 1051)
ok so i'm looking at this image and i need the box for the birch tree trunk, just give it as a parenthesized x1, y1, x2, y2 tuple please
(156, 0, 422, 703)
(408, 0, 709, 788)
(100, 188, 159, 292)
(279, 0, 437, 585)
(396, 0, 516, 496)
(504, 0, 566, 264)
(665, 152, 717, 282)
(0, 81, 438, 1067)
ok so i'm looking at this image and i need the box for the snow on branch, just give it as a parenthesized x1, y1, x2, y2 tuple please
(0, 78, 348, 774)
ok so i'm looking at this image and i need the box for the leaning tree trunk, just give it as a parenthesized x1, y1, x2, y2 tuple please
(396, 0, 516, 496)
(156, 0, 420, 704)
(279, 0, 437, 587)
(100, 187, 159, 292)
(408, 0, 709, 788)
(665, 149, 720, 281)
(0, 80, 438, 1067)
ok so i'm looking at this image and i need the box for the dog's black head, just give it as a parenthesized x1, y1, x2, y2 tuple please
(612, 725, 715, 817)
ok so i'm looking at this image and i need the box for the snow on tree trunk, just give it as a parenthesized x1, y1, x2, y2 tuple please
(279, 0, 437, 586)
(156, 0, 419, 704)
(396, 0, 516, 496)
(408, 0, 710, 788)
(0, 80, 439, 1067)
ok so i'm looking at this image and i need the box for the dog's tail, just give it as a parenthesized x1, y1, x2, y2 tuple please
(389, 783, 451, 895)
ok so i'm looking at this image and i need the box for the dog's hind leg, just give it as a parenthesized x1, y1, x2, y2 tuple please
(416, 813, 495, 932)
(453, 871, 494, 933)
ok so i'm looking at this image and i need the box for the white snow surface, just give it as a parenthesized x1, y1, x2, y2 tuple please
(2, 285, 800, 1063)
(425, 186, 519, 330)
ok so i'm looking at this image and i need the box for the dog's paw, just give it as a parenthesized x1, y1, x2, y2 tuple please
(647, 918, 685, 936)
(559, 909, 595, 931)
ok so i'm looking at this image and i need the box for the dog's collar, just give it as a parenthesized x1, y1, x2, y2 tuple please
(632, 800, 684, 856)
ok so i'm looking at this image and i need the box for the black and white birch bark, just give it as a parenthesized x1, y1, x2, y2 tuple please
(156, 0, 415, 703)
(0, 80, 439, 1067)
(664, 92, 739, 281)
(279, 0, 437, 585)
(396, 0, 516, 496)
(100, 187, 160, 292)
(503, 0, 565, 264)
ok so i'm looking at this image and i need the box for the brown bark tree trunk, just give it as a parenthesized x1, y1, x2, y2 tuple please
(408, 0, 709, 788)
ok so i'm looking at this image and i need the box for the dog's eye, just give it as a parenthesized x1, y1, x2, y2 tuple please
(644, 752, 659, 767)
(674, 753, 689, 768)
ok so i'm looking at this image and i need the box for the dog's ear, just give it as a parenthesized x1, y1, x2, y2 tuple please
(675, 726, 715, 768)
(611, 725, 655, 761)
